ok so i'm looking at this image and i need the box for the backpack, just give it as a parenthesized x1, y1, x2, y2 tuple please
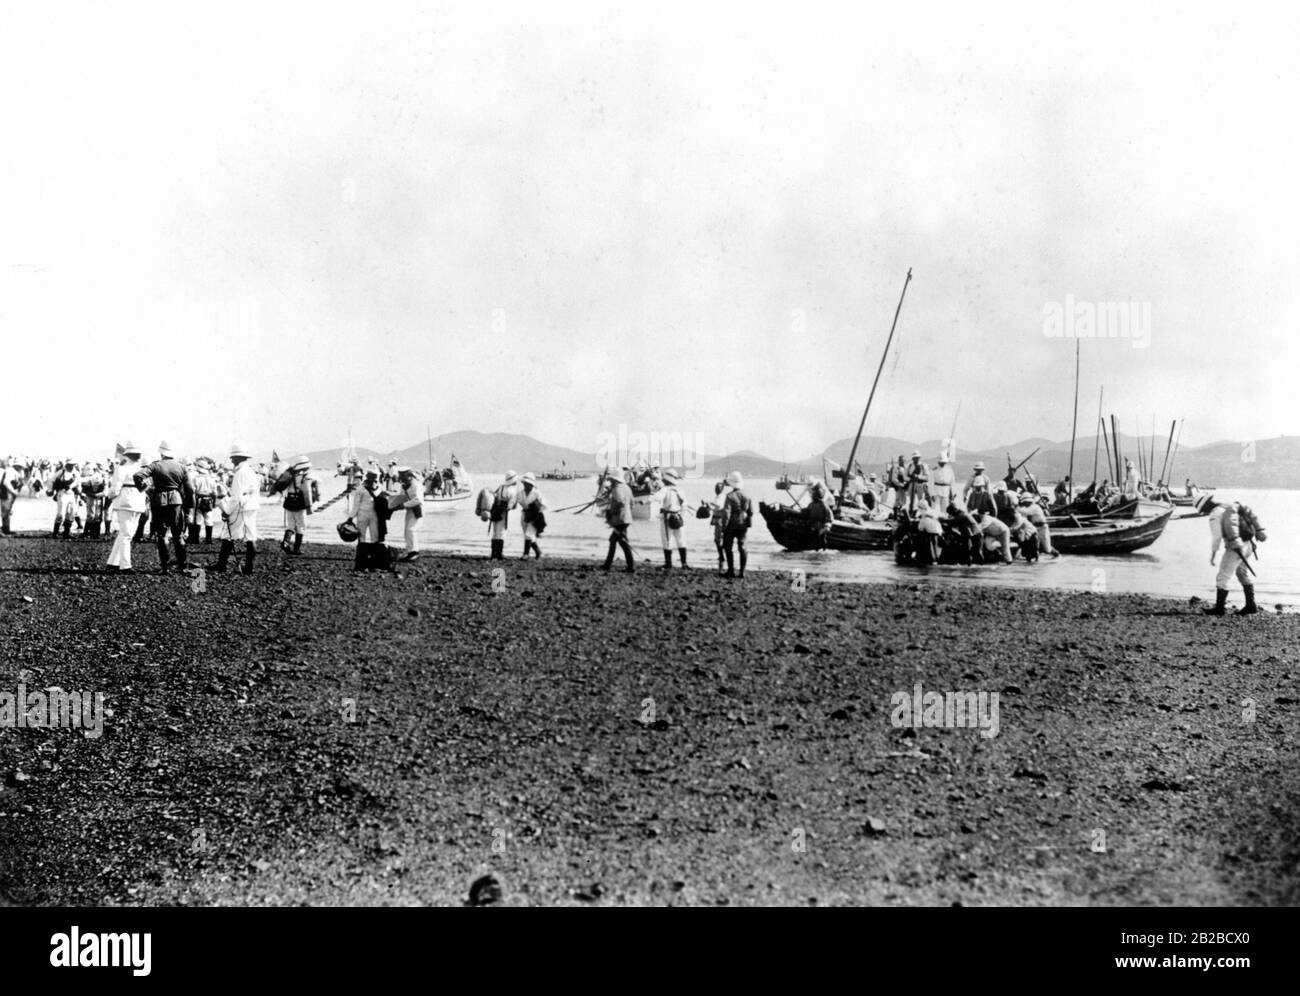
(490, 488, 510, 523)
(283, 478, 306, 511)
(1237, 503, 1266, 543)
(728, 490, 753, 530)
(310, 478, 320, 504)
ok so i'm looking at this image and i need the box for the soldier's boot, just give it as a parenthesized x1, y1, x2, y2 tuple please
(520, 540, 532, 559)
(1203, 588, 1228, 615)
(1237, 586, 1259, 615)
(662, 550, 673, 570)
(208, 540, 233, 572)
(602, 539, 616, 572)
(293, 533, 303, 555)
(63, 519, 72, 538)
(353, 542, 368, 572)
(678, 547, 688, 568)
(723, 547, 736, 578)
(241, 542, 256, 575)
(532, 542, 541, 559)
(204, 525, 213, 544)
(738, 548, 748, 579)
(490, 539, 504, 560)
(280, 529, 293, 553)
(188, 523, 201, 545)
(157, 545, 170, 575)
(52, 518, 61, 537)
(622, 540, 635, 573)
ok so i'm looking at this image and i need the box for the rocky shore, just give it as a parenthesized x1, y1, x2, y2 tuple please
(0, 535, 1296, 906)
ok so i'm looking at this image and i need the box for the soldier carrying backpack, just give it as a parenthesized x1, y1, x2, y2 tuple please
(1196, 494, 1268, 615)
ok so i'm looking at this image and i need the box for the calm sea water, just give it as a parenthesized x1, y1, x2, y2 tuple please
(9, 480, 1297, 607)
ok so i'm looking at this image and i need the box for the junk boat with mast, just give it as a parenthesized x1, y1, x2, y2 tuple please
(761, 269, 1173, 559)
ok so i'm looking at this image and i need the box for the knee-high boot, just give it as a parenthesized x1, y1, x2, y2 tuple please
(678, 547, 688, 567)
(204, 525, 213, 544)
(1203, 588, 1228, 615)
(723, 546, 735, 578)
(1238, 586, 1258, 615)
(188, 523, 200, 544)
(293, 533, 303, 555)
(662, 550, 673, 570)
(354, 542, 368, 572)
(242, 543, 256, 575)
(208, 539, 233, 572)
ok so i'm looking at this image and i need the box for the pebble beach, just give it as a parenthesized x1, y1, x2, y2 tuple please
(1, 535, 1296, 906)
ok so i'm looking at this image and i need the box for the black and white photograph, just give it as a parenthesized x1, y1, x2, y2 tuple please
(0, 0, 1295, 958)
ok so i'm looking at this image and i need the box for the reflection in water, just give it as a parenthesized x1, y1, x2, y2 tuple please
(8, 481, 1296, 607)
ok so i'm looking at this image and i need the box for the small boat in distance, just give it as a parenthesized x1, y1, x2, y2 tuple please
(422, 457, 473, 510)
(541, 465, 589, 480)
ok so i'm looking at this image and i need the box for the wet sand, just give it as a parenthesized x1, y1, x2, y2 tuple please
(0, 534, 1296, 906)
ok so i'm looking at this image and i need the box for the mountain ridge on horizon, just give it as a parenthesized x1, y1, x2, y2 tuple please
(298, 428, 1300, 489)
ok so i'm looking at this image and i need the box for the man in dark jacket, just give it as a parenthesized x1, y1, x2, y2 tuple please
(601, 470, 635, 573)
(720, 471, 752, 580)
(136, 441, 193, 574)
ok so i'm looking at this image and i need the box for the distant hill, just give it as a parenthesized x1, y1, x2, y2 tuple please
(306, 431, 594, 476)
(297, 430, 1300, 489)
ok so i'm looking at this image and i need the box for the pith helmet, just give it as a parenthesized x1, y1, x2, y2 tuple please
(1193, 493, 1216, 514)
(725, 471, 743, 487)
(229, 442, 250, 460)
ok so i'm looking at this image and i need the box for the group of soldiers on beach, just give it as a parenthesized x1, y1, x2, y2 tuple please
(0, 440, 1270, 612)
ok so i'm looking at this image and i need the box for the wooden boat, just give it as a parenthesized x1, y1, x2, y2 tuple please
(1048, 504, 1172, 554)
(760, 502, 893, 551)
(422, 462, 473, 510)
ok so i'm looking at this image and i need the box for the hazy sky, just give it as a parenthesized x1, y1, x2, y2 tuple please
(4, 1, 1297, 462)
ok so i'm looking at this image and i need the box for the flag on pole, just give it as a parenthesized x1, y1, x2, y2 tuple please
(114, 442, 125, 458)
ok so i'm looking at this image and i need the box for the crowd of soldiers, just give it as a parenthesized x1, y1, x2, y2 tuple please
(784, 450, 1062, 565)
(1, 442, 327, 576)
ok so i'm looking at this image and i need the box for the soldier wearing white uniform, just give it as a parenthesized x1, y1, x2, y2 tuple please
(487, 471, 519, 560)
(1199, 494, 1266, 615)
(207, 443, 261, 575)
(0, 457, 22, 535)
(106, 443, 148, 570)
(385, 466, 423, 562)
(346, 469, 392, 571)
(930, 454, 956, 512)
(657, 469, 688, 568)
(517, 472, 546, 559)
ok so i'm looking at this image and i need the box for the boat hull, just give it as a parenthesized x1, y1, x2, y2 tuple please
(422, 491, 472, 510)
(1049, 507, 1172, 554)
(760, 502, 892, 552)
